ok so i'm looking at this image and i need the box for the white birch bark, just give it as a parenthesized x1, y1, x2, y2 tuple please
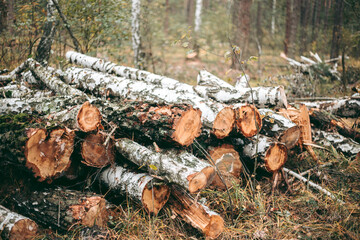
(234, 74, 250, 89)
(313, 130, 360, 156)
(194, 0, 202, 33)
(0, 205, 38, 239)
(100, 165, 169, 214)
(301, 98, 360, 118)
(271, 0, 276, 35)
(195, 70, 288, 108)
(63, 67, 224, 129)
(115, 138, 215, 193)
(132, 0, 142, 68)
(0, 84, 53, 98)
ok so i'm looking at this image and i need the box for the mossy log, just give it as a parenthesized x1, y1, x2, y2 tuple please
(115, 138, 215, 193)
(0, 205, 38, 240)
(309, 108, 360, 144)
(63, 67, 233, 139)
(313, 130, 360, 157)
(167, 184, 224, 239)
(0, 114, 75, 182)
(100, 165, 170, 215)
(259, 108, 300, 149)
(8, 188, 108, 232)
(207, 144, 242, 190)
(301, 98, 360, 118)
(194, 70, 288, 108)
(234, 135, 288, 173)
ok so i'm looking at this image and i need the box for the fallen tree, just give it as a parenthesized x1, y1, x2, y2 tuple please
(301, 98, 360, 118)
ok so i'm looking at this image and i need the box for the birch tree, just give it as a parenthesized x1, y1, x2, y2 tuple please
(131, 0, 144, 69)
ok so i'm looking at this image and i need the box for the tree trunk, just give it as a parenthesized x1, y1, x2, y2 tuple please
(235, 135, 288, 173)
(7, 188, 109, 232)
(309, 109, 360, 143)
(115, 138, 215, 193)
(207, 144, 242, 190)
(0, 0, 6, 34)
(195, 70, 288, 108)
(259, 108, 300, 149)
(6, 0, 14, 34)
(271, 0, 276, 35)
(186, 0, 195, 27)
(194, 0, 202, 33)
(299, 0, 310, 54)
(232, 0, 252, 62)
(313, 130, 360, 157)
(167, 184, 224, 239)
(330, 0, 344, 59)
(100, 165, 170, 215)
(300, 98, 360, 118)
(0, 205, 38, 240)
(63, 66, 230, 139)
(132, 0, 144, 69)
(35, 0, 58, 65)
(256, 0, 262, 46)
(284, 0, 299, 57)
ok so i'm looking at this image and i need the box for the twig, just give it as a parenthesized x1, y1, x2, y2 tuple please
(103, 125, 117, 147)
(283, 167, 345, 204)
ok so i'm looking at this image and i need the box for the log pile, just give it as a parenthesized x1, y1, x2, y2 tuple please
(0, 52, 359, 239)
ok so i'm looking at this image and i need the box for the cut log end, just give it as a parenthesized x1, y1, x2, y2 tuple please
(77, 101, 102, 132)
(235, 105, 262, 138)
(9, 219, 38, 240)
(142, 183, 170, 215)
(208, 144, 242, 190)
(204, 215, 225, 239)
(81, 132, 114, 168)
(68, 196, 108, 228)
(25, 128, 75, 181)
(212, 107, 235, 139)
(187, 166, 215, 194)
(278, 125, 301, 149)
(264, 143, 288, 172)
(172, 107, 202, 146)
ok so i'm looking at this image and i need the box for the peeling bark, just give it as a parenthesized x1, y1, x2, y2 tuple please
(100, 165, 170, 215)
(167, 184, 224, 239)
(0, 84, 54, 98)
(8, 188, 109, 232)
(0, 205, 38, 240)
(115, 138, 215, 193)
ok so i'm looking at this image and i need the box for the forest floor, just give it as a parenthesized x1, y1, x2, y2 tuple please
(1, 46, 359, 239)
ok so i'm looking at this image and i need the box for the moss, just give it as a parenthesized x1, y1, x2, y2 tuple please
(0, 113, 34, 133)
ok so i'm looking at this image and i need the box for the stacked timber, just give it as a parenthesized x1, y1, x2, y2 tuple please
(0, 52, 359, 239)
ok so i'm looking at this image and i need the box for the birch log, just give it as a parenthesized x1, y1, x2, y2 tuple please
(9, 188, 109, 231)
(301, 98, 360, 118)
(0, 205, 38, 240)
(207, 144, 242, 190)
(309, 108, 360, 143)
(0, 84, 54, 98)
(115, 138, 215, 193)
(259, 108, 300, 149)
(168, 184, 224, 239)
(195, 70, 288, 108)
(234, 74, 250, 89)
(235, 135, 288, 172)
(100, 165, 170, 215)
(313, 130, 360, 156)
(63, 67, 234, 139)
